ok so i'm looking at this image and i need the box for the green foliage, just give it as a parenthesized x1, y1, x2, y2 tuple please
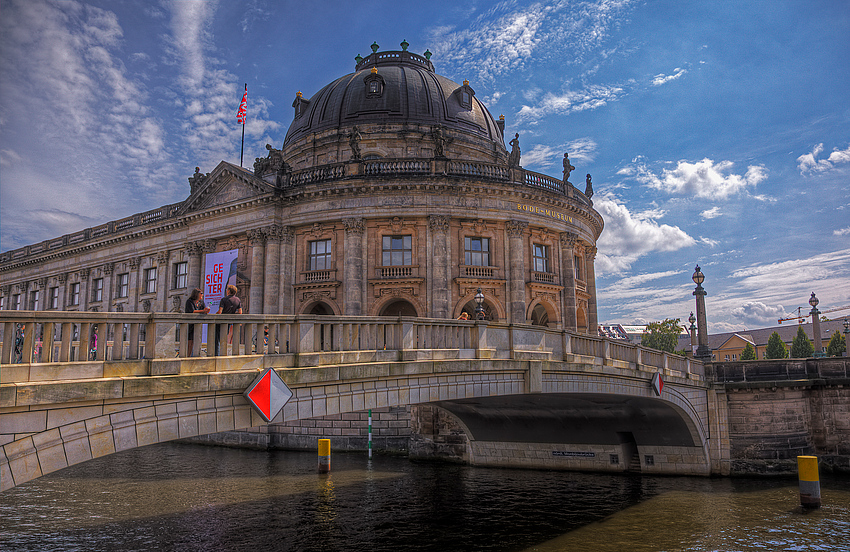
(740, 342, 756, 360)
(764, 331, 788, 359)
(790, 326, 815, 358)
(826, 331, 846, 357)
(640, 318, 682, 353)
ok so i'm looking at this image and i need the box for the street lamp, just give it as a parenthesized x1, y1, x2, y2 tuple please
(688, 311, 697, 356)
(809, 292, 824, 357)
(692, 265, 711, 362)
(474, 288, 485, 320)
(843, 317, 849, 357)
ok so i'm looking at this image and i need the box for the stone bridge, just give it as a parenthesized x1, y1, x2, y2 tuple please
(0, 312, 721, 491)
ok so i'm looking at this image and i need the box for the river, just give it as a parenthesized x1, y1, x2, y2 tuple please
(1, 443, 849, 551)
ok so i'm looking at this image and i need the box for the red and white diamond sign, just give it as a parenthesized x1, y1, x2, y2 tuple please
(651, 372, 664, 396)
(244, 367, 292, 423)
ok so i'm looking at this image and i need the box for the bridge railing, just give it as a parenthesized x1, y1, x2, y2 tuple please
(0, 311, 703, 381)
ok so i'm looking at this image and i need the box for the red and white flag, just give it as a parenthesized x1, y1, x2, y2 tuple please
(236, 85, 247, 124)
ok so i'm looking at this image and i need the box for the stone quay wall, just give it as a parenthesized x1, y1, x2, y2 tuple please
(708, 358, 850, 475)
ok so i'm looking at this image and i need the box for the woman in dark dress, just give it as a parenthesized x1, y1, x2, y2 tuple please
(185, 288, 209, 356)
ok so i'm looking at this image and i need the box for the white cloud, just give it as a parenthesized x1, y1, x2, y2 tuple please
(700, 207, 721, 219)
(798, 143, 850, 174)
(625, 158, 767, 199)
(516, 84, 624, 122)
(730, 301, 787, 326)
(520, 137, 598, 169)
(835, 227, 850, 236)
(651, 67, 686, 86)
(594, 192, 696, 274)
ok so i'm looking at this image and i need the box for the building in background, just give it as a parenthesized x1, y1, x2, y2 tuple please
(0, 43, 603, 332)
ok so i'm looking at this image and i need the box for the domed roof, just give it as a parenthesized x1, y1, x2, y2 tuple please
(283, 46, 505, 149)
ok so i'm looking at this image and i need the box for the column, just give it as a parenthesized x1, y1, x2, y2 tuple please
(506, 220, 528, 323)
(585, 245, 598, 334)
(185, 242, 202, 292)
(102, 263, 114, 312)
(560, 232, 578, 331)
(156, 251, 169, 312)
(429, 215, 450, 318)
(79, 268, 90, 311)
(263, 226, 282, 314)
(57, 274, 67, 312)
(343, 217, 365, 315)
(248, 229, 266, 314)
(128, 257, 141, 311)
(36, 278, 47, 311)
(279, 227, 295, 315)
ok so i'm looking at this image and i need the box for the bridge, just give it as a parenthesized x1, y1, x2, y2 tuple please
(1, 312, 721, 491)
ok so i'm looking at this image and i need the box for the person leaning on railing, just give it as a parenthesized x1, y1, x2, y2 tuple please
(215, 284, 242, 354)
(185, 288, 210, 357)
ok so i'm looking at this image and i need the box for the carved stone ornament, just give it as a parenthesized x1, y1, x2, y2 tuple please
(79, 268, 90, 280)
(248, 228, 266, 245)
(560, 232, 578, 248)
(114, 302, 124, 312)
(203, 239, 218, 254)
(473, 219, 488, 234)
(344, 217, 365, 235)
(508, 133, 521, 168)
(428, 214, 450, 233)
(254, 144, 288, 176)
(281, 226, 295, 245)
(129, 257, 141, 269)
(58, 273, 67, 285)
(506, 220, 528, 237)
(309, 223, 325, 238)
(184, 242, 201, 257)
(18, 281, 29, 293)
(157, 251, 169, 265)
(142, 299, 151, 312)
(390, 217, 405, 233)
(103, 262, 114, 275)
(379, 287, 414, 298)
(1, 285, 9, 296)
(265, 225, 284, 243)
(188, 167, 209, 195)
(171, 296, 182, 312)
(37, 278, 47, 290)
(303, 290, 332, 302)
(585, 245, 597, 261)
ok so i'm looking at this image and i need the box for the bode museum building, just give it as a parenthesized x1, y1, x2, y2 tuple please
(0, 44, 603, 334)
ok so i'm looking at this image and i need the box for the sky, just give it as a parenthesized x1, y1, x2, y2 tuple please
(1, 0, 848, 333)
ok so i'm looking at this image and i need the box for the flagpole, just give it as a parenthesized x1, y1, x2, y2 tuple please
(240, 83, 246, 167)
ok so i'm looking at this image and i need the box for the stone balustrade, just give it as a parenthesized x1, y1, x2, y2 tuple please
(0, 311, 703, 383)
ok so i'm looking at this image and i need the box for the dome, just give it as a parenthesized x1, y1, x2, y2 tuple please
(282, 45, 506, 165)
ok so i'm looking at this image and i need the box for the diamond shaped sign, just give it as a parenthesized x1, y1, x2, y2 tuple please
(244, 367, 292, 423)
(651, 372, 664, 396)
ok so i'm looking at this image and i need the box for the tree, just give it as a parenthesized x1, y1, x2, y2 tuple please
(641, 318, 682, 353)
(790, 326, 814, 358)
(826, 331, 846, 357)
(740, 342, 756, 360)
(764, 331, 788, 359)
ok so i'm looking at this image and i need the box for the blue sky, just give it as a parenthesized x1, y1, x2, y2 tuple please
(1, 0, 848, 332)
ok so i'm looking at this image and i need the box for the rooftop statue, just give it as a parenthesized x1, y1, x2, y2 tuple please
(585, 174, 593, 199)
(508, 133, 521, 168)
(563, 153, 575, 184)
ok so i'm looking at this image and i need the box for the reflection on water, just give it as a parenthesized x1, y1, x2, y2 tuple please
(1, 443, 848, 552)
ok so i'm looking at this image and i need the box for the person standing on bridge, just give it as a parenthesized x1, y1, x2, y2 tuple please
(215, 284, 242, 354)
(185, 288, 210, 357)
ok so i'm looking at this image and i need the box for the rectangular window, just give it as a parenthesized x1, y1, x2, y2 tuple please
(574, 255, 582, 281)
(464, 237, 490, 266)
(30, 290, 39, 310)
(117, 273, 129, 298)
(382, 235, 412, 266)
(70, 283, 80, 306)
(0, 296, 4, 310)
(173, 261, 188, 289)
(13, 294, 21, 310)
(144, 268, 157, 294)
(92, 278, 103, 302)
(50, 287, 59, 309)
(309, 239, 332, 271)
(533, 244, 550, 273)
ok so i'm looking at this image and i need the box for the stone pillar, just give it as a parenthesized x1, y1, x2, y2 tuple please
(79, 268, 90, 311)
(263, 226, 282, 314)
(156, 251, 169, 312)
(585, 245, 598, 334)
(560, 232, 578, 332)
(279, 227, 295, 315)
(506, 220, 528, 324)
(102, 263, 114, 312)
(185, 242, 202, 292)
(128, 257, 141, 312)
(57, 274, 66, 312)
(343, 217, 365, 315)
(248, 229, 266, 314)
(429, 215, 450, 318)
(36, 278, 47, 311)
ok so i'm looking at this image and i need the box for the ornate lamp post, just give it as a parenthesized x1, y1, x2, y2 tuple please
(688, 311, 697, 356)
(843, 317, 849, 357)
(474, 288, 485, 320)
(692, 266, 711, 361)
(809, 292, 824, 357)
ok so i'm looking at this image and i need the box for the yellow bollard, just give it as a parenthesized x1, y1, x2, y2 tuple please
(797, 455, 821, 509)
(318, 438, 331, 474)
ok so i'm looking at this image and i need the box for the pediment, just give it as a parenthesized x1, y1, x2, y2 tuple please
(179, 161, 276, 214)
